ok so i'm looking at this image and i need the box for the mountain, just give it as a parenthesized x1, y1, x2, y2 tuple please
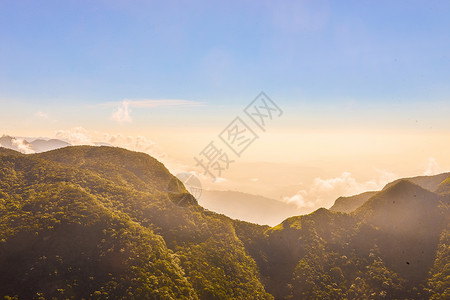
(0, 146, 271, 299)
(435, 175, 450, 195)
(383, 172, 450, 192)
(0, 135, 70, 153)
(0, 135, 31, 151)
(329, 172, 450, 214)
(235, 179, 448, 299)
(0, 146, 448, 299)
(329, 191, 377, 213)
(199, 190, 301, 226)
(29, 138, 71, 152)
(355, 180, 445, 283)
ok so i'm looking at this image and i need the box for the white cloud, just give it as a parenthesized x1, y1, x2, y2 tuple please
(34, 111, 49, 120)
(109, 99, 202, 123)
(424, 157, 441, 176)
(111, 101, 132, 123)
(55, 127, 167, 161)
(11, 138, 35, 154)
(284, 192, 314, 209)
(55, 127, 92, 145)
(283, 170, 397, 209)
(213, 177, 228, 183)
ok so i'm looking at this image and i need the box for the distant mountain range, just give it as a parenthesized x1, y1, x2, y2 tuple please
(200, 172, 450, 226)
(199, 190, 302, 226)
(0, 135, 113, 154)
(0, 135, 70, 153)
(0, 146, 448, 299)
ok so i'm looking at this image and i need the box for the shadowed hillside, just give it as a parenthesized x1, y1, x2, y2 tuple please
(435, 176, 450, 195)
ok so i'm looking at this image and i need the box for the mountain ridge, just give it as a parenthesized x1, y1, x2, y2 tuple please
(0, 146, 448, 299)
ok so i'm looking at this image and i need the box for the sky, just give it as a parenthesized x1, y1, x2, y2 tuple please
(1, 0, 450, 213)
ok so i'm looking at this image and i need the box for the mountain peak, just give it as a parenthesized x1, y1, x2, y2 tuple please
(357, 179, 439, 215)
(383, 172, 450, 192)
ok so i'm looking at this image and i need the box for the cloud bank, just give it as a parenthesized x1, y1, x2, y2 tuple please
(11, 138, 35, 154)
(424, 157, 442, 176)
(55, 127, 167, 160)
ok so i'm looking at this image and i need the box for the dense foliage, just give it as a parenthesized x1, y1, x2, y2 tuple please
(0, 146, 448, 299)
(0, 147, 270, 299)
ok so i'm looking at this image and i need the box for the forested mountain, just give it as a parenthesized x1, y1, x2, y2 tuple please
(0, 146, 448, 299)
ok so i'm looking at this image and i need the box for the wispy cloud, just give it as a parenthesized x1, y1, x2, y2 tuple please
(11, 138, 35, 154)
(424, 157, 442, 176)
(108, 99, 203, 123)
(213, 177, 228, 183)
(111, 101, 132, 123)
(34, 111, 49, 120)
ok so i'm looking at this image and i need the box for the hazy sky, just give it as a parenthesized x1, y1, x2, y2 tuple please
(1, 0, 450, 212)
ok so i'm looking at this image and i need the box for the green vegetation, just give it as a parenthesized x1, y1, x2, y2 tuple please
(436, 176, 450, 195)
(0, 147, 270, 299)
(0, 146, 448, 299)
(329, 191, 377, 213)
(236, 181, 449, 299)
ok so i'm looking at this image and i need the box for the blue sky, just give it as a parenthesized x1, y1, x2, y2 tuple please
(1, 1, 450, 211)
(1, 0, 449, 107)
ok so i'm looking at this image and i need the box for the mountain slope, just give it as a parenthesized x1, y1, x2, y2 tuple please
(0, 151, 195, 299)
(435, 175, 450, 195)
(329, 191, 377, 213)
(0, 146, 448, 299)
(354, 180, 446, 284)
(235, 180, 448, 299)
(0, 147, 271, 299)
